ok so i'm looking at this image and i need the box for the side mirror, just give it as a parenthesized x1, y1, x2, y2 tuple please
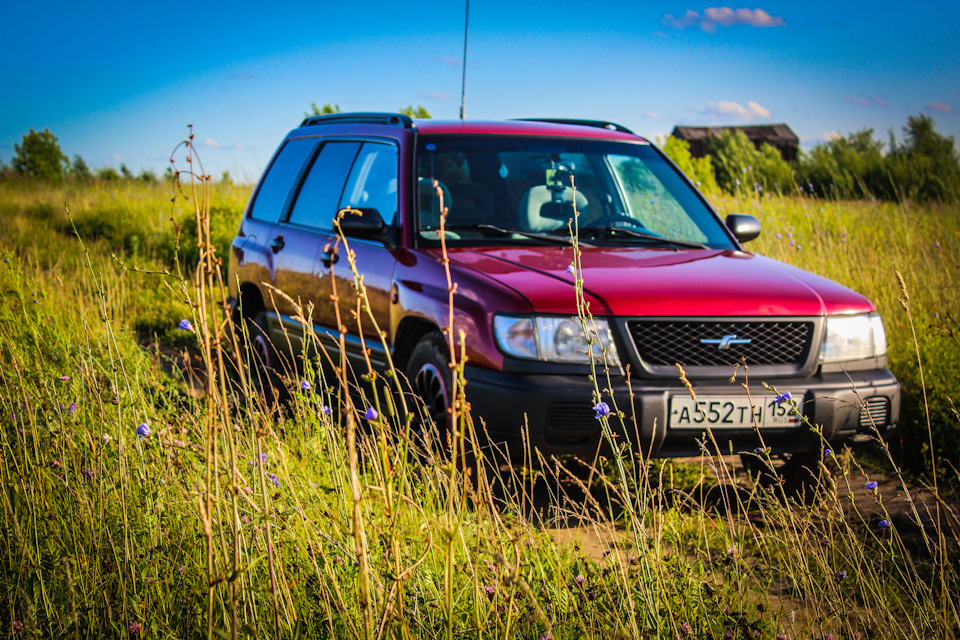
(725, 214, 761, 244)
(337, 208, 394, 246)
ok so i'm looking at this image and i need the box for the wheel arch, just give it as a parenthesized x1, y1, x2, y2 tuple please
(392, 316, 446, 372)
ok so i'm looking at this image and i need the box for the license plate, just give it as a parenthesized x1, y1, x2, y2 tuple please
(669, 395, 803, 429)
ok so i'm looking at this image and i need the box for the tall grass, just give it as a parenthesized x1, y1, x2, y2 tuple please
(0, 151, 957, 638)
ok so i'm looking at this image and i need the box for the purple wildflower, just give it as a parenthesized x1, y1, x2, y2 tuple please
(878, 519, 890, 530)
(321, 406, 332, 416)
(300, 380, 311, 391)
(178, 318, 194, 332)
(777, 635, 787, 640)
(865, 481, 879, 490)
(539, 633, 552, 640)
(261, 452, 267, 464)
(679, 622, 692, 635)
(753, 447, 763, 455)
(723, 632, 734, 640)
(775, 391, 792, 404)
(483, 585, 495, 597)
(824, 449, 833, 458)
(68, 402, 76, 415)
(101, 433, 113, 444)
(58, 375, 70, 381)
(363, 407, 378, 421)
(128, 621, 143, 633)
(11, 621, 24, 633)
(268, 473, 280, 488)
(136, 423, 150, 441)
(593, 402, 610, 419)
(84, 469, 94, 480)
(574, 574, 586, 586)
(837, 570, 848, 580)
(566, 263, 576, 275)
(820, 537, 830, 547)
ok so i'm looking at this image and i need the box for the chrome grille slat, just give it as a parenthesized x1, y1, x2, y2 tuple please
(628, 320, 813, 367)
(859, 397, 889, 428)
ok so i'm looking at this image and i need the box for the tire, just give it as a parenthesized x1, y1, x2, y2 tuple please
(246, 311, 288, 411)
(404, 333, 453, 454)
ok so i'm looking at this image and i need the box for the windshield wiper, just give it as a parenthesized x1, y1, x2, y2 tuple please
(578, 227, 707, 250)
(440, 224, 589, 247)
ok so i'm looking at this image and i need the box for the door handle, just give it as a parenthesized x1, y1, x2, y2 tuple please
(270, 235, 285, 253)
(321, 249, 339, 268)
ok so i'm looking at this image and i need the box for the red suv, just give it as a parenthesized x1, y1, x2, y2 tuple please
(228, 113, 899, 461)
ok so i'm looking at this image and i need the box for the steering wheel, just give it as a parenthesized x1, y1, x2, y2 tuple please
(583, 215, 651, 230)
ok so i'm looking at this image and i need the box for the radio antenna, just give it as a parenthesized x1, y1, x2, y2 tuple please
(459, 0, 470, 121)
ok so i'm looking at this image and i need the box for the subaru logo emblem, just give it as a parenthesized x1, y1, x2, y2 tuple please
(700, 334, 751, 350)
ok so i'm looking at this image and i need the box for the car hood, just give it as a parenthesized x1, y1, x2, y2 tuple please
(445, 246, 874, 317)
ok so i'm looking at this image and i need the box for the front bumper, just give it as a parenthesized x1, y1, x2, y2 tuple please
(464, 365, 900, 459)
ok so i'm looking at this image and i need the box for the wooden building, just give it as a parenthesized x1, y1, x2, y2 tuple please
(670, 124, 799, 162)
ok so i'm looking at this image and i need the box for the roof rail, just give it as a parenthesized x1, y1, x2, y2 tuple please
(513, 118, 634, 134)
(300, 112, 415, 128)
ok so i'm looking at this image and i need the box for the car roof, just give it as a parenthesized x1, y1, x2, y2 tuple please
(415, 119, 648, 142)
(293, 113, 649, 143)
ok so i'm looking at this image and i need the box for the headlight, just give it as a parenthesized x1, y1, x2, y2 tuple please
(494, 314, 621, 365)
(820, 312, 887, 363)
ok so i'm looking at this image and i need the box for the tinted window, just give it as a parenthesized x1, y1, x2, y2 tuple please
(287, 141, 361, 229)
(249, 138, 317, 222)
(339, 143, 399, 225)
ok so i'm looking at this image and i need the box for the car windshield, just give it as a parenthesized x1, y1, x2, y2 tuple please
(416, 135, 734, 249)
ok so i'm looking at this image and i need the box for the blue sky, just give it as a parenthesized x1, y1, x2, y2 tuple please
(2, 0, 958, 181)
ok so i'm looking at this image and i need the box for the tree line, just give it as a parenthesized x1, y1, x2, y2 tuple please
(664, 114, 960, 203)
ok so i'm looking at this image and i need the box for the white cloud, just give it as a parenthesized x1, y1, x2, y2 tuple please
(203, 139, 223, 149)
(926, 101, 953, 113)
(821, 131, 841, 141)
(843, 95, 887, 108)
(433, 56, 462, 66)
(701, 100, 771, 121)
(662, 7, 785, 32)
(419, 91, 450, 100)
(642, 111, 661, 120)
(111, 154, 123, 162)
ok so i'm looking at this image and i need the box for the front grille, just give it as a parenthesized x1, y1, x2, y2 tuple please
(628, 320, 813, 368)
(859, 397, 889, 430)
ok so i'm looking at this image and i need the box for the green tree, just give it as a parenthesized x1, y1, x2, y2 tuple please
(119, 163, 134, 180)
(70, 155, 92, 181)
(662, 137, 719, 196)
(12, 128, 68, 179)
(887, 114, 960, 202)
(797, 129, 887, 199)
(707, 130, 793, 195)
(399, 105, 432, 119)
(307, 102, 342, 117)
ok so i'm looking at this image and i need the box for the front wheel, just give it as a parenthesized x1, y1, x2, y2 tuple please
(405, 333, 453, 454)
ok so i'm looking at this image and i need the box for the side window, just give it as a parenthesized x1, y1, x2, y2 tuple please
(249, 138, 317, 222)
(287, 141, 362, 229)
(339, 143, 399, 225)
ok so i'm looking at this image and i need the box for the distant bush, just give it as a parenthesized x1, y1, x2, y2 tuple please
(661, 137, 720, 196)
(706, 129, 793, 195)
(796, 115, 960, 203)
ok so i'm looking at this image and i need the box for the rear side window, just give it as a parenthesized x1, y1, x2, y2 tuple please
(287, 141, 362, 229)
(339, 142, 399, 225)
(249, 138, 317, 222)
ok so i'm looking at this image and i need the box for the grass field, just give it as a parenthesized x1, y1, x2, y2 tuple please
(0, 170, 957, 639)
